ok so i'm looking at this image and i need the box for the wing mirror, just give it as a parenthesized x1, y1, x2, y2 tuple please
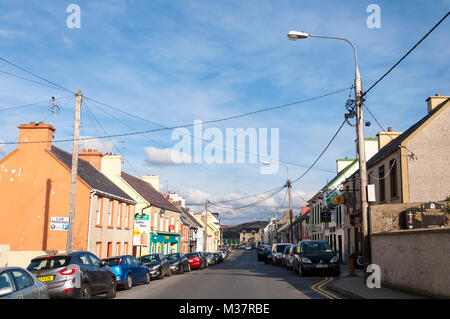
(0, 286, 14, 297)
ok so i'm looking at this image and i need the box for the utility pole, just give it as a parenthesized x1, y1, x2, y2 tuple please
(287, 179, 293, 244)
(66, 90, 82, 253)
(204, 199, 208, 252)
(354, 71, 371, 274)
(274, 208, 278, 243)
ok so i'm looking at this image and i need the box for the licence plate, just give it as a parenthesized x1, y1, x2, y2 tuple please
(315, 264, 328, 268)
(38, 276, 54, 282)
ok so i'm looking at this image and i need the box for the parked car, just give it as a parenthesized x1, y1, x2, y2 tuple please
(286, 244, 298, 271)
(219, 249, 228, 259)
(0, 266, 49, 299)
(292, 240, 341, 276)
(165, 253, 191, 274)
(199, 252, 209, 267)
(102, 255, 150, 290)
(186, 252, 207, 269)
(282, 244, 294, 267)
(271, 243, 291, 266)
(138, 253, 171, 279)
(264, 249, 273, 264)
(204, 252, 216, 266)
(26, 251, 116, 299)
(257, 245, 270, 261)
(213, 252, 224, 263)
(245, 245, 252, 250)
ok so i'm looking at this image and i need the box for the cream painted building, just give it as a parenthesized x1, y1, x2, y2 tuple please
(100, 154, 182, 257)
(195, 211, 221, 252)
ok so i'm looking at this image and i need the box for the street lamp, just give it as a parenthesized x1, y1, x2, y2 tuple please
(263, 161, 293, 244)
(287, 30, 370, 272)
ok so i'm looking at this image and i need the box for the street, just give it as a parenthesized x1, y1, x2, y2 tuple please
(103, 249, 344, 299)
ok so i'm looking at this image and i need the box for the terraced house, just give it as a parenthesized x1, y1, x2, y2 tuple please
(99, 153, 182, 256)
(0, 122, 136, 267)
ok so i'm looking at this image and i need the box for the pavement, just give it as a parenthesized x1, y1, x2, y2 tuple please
(326, 264, 426, 299)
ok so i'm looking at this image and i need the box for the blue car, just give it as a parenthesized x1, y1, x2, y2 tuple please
(102, 255, 150, 290)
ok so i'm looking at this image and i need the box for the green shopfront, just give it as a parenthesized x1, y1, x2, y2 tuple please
(150, 232, 181, 254)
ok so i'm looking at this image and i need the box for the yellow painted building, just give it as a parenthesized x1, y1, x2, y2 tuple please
(194, 211, 221, 252)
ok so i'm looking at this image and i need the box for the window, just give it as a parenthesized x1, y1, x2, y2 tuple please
(96, 197, 103, 227)
(78, 254, 92, 265)
(107, 242, 113, 257)
(117, 203, 123, 229)
(379, 165, 386, 202)
(108, 200, 114, 228)
(96, 242, 102, 259)
(88, 253, 102, 266)
(0, 272, 15, 293)
(124, 242, 129, 255)
(389, 159, 398, 199)
(11, 270, 34, 290)
(125, 205, 130, 229)
(368, 171, 374, 184)
(116, 242, 121, 256)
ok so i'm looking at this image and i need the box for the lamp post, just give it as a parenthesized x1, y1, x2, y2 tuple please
(263, 161, 293, 244)
(287, 30, 370, 272)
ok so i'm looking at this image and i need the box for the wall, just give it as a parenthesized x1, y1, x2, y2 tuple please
(371, 228, 450, 298)
(406, 105, 450, 203)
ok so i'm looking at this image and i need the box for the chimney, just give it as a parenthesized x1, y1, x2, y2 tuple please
(426, 94, 449, 113)
(100, 153, 123, 175)
(336, 157, 355, 174)
(18, 122, 56, 151)
(376, 130, 402, 150)
(79, 149, 103, 170)
(142, 175, 160, 191)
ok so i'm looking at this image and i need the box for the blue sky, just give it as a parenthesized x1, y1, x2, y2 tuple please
(0, 0, 449, 224)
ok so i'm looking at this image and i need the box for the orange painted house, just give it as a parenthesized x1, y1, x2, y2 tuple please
(0, 122, 136, 262)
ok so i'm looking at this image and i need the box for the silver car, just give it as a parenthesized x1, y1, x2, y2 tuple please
(286, 244, 298, 271)
(0, 267, 49, 299)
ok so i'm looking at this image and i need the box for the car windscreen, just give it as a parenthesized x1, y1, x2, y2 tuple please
(186, 253, 198, 258)
(27, 256, 71, 271)
(276, 245, 289, 253)
(103, 258, 121, 266)
(139, 255, 158, 263)
(301, 242, 332, 253)
(166, 254, 180, 261)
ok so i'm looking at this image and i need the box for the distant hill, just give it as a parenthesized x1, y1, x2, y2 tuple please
(222, 221, 268, 239)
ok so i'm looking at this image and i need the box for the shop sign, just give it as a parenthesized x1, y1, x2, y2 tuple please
(133, 215, 150, 246)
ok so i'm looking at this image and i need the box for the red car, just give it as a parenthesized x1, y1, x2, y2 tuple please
(185, 252, 206, 270)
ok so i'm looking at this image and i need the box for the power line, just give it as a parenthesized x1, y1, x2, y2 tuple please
(0, 95, 73, 112)
(0, 70, 70, 92)
(362, 11, 450, 97)
(291, 118, 347, 185)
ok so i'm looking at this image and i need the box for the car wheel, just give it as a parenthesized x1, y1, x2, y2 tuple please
(106, 278, 117, 298)
(180, 265, 184, 274)
(167, 268, 171, 277)
(158, 269, 164, 280)
(124, 274, 132, 290)
(144, 272, 151, 284)
(187, 264, 192, 272)
(294, 264, 299, 274)
(300, 266, 308, 277)
(77, 282, 91, 299)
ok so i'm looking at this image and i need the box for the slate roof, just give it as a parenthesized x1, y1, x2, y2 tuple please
(49, 146, 135, 203)
(366, 97, 449, 168)
(182, 209, 203, 229)
(120, 171, 180, 212)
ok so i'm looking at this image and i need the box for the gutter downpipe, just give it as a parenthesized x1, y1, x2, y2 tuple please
(87, 189, 97, 252)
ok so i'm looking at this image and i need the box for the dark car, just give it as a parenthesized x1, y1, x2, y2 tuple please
(257, 245, 270, 262)
(138, 253, 171, 279)
(264, 249, 273, 264)
(282, 244, 294, 267)
(165, 253, 191, 274)
(26, 251, 116, 299)
(292, 240, 340, 276)
(102, 255, 150, 289)
(271, 243, 291, 266)
(213, 252, 223, 264)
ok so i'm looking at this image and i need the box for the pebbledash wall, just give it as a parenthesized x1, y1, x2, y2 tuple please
(371, 228, 450, 298)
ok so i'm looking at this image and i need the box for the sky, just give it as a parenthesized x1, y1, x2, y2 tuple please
(0, 0, 449, 225)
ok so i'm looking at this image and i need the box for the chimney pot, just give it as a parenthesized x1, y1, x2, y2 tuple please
(387, 127, 392, 132)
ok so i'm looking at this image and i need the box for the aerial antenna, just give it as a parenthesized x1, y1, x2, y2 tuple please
(49, 96, 61, 125)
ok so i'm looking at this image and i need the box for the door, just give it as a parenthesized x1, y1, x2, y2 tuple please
(88, 253, 109, 293)
(78, 253, 98, 293)
(10, 269, 39, 299)
(0, 271, 22, 299)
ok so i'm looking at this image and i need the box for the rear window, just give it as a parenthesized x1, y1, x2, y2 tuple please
(166, 254, 180, 260)
(103, 258, 121, 266)
(301, 242, 332, 253)
(139, 255, 158, 263)
(186, 253, 198, 258)
(27, 256, 71, 271)
(276, 245, 289, 253)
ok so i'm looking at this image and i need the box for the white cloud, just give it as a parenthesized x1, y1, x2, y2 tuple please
(145, 146, 192, 166)
(78, 136, 117, 154)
